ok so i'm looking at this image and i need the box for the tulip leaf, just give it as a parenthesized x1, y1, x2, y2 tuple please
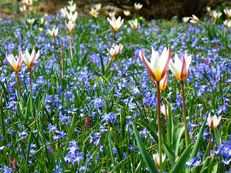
(170, 143, 193, 173)
(190, 119, 206, 159)
(138, 120, 175, 163)
(213, 128, 221, 146)
(174, 123, 185, 157)
(132, 122, 158, 173)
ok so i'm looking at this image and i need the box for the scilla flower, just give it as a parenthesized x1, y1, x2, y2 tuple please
(169, 52, 192, 81)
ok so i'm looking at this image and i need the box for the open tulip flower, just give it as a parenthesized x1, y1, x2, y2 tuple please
(6, 51, 24, 72)
(66, 21, 76, 34)
(107, 16, 124, 33)
(129, 19, 139, 30)
(207, 114, 222, 129)
(48, 27, 58, 38)
(109, 44, 123, 59)
(139, 47, 171, 82)
(169, 52, 191, 81)
(24, 48, 40, 69)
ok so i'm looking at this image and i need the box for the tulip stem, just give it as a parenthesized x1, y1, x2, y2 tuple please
(69, 33, 73, 60)
(29, 68, 32, 95)
(60, 40, 64, 79)
(156, 81, 163, 173)
(15, 71, 21, 97)
(181, 81, 189, 147)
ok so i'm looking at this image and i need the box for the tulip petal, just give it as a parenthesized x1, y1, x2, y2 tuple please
(139, 50, 157, 82)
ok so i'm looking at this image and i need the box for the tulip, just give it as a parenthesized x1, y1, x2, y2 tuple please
(22, 0, 32, 8)
(211, 10, 222, 23)
(159, 73, 168, 91)
(60, 7, 68, 18)
(189, 15, 200, 24)
(153, 153, 166, 169)
(182, 17, 190, 23)
(89, 8, 99, 18)
(24, 48, 39, 69)
(207, 114, 221, 129)
(224, 8, 231, 18)
(129, 19, 139, 30)
(66, 11, 78, 23)
(134, 3, 143, 10)
(65, 21, 76, 59)
(6, 51, 23, 72)
(224, 19, 231, 28)
(140, 47, 171, 173)
(24, 48, 40, 94)
(48, 27, 59, 38)
(67, 3, 76, 13)
(94, 3, 102, 11)
(65, 21, 76, 34)
(109, 44, 123, 59)
(169, 52, 191, 81)
(6, 51, 24, 95)
(139, 47, 171, 82)
(123, 10, 130, 16)
(107, 16, 124, 34)
(169, 52, 192, 147)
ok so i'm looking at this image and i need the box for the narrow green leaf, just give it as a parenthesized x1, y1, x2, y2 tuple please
(139, 120, 175, 163)
(170, 143, 193, 173)
(132, 123, 158, 173)
(174, 123, 185, 157)
(213, 128, 221, 146)
(190, 120, 206, 159)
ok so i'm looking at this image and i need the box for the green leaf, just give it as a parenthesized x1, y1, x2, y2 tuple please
(173, 123, 185, 157)
(190, 120, 206, 159)
(170, 143, 193, 173)
(213, 128, 221, 146)
(132, 123, 158, 173)
(139, 120, 175, 163)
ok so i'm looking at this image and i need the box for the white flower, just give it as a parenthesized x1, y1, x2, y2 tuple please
(224, 8, 231, 18)
(153, 153, 166, 169)
(129, 19, 138, 30)
(48, 27, 58, 38)
(66, 11, 78, 23)
(224, 19, 231, 28)
(207, 114, 221, 129)
(107, 16, 124, 33)
(27, 18, 35, 25)
(190, 15, 199, 24)
(66, 21, 76, 33)
(109, 44, 123, 58)
(123, 10, 130, 16)
(134, 3, 143, 10)
(24, 48, 40, 68)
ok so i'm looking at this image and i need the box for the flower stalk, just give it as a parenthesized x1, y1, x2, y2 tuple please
(156, 81, 163, 173)
(181, 80, 189, 147)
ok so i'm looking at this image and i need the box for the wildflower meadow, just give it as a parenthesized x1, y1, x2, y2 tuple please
(0, 0, 230, 172)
